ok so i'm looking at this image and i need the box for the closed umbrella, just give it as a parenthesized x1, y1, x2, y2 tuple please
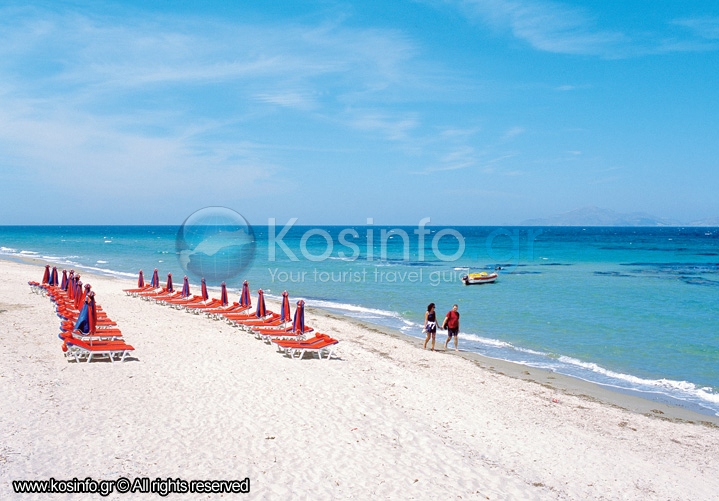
(280, 291, 291, 323)
(292, 300, 305, 333)
(220, 282, 228, 306)
(74, 281, 84, 311)
(255, 289, 266, 318)
(241, 281, 251, 307)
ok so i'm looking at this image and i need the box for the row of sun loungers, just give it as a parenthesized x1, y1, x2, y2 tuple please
(123, 270, 339, 360)
(30, 265, 135, 363)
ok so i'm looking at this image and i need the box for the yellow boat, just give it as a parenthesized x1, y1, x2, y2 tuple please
(461, 271, 498, 285)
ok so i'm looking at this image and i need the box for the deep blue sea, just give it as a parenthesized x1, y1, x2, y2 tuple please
(2, 225, 718, 416)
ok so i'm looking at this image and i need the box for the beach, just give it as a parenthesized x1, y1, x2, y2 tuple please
(1, 258, 719, 500)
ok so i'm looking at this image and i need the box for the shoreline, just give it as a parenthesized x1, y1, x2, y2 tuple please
(3, 257, 719, 499)
(8, 254, 719, 427)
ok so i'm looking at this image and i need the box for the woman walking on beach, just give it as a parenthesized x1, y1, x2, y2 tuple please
(423, 303, 438, 351)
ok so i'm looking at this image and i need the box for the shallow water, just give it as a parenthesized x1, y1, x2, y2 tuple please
(2, 225, 718, 415)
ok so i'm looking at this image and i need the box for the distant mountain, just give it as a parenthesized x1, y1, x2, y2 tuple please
(688, 217, 719, 227)
(520, 207, 684, 226)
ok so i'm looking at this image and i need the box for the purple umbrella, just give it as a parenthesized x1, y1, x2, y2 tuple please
(220, 282, 228, 306)
(241, 281, 251, 307)
(181, 276, 190, 298)
(73, 295, 91, 334)
(137, 270, 144, 288)
(292, 300, 305, 333)
(166, 273, 173, 292)
(60, 270, 68, 291)
(255, 289, 266, 318)
(50, 267, 59, 287)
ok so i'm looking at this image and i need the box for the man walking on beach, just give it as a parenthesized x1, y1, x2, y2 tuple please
(442, 304, 460, 351)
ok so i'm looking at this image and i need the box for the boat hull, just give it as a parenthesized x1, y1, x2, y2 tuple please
(461, 273, 498, 285)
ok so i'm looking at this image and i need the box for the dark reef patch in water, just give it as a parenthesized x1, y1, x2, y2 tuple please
(594, 271, 632, 278)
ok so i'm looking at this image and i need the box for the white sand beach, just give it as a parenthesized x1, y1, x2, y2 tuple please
(1, 258, 718, 500)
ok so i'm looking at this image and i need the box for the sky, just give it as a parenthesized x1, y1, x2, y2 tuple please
(0, 0, 718, 225)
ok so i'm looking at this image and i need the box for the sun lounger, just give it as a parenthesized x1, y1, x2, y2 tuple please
(63, 337, 135, 363)
(123, 285, 155, 296)
(182, 298, 223, 313)
(162, 295, 205, 308)
(59, 330, 123, 343)
(223, 310, 275, 324)
(251, 325, 314, 342)
(233, 313, 283, 330)
(273, 335, 338, 360)
(203, 303, 250, 320)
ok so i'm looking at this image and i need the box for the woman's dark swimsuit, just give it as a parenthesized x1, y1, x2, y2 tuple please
(426, 311, 437, 334)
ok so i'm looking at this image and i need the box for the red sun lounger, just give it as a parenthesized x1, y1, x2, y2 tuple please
(63, 337, 135, 363)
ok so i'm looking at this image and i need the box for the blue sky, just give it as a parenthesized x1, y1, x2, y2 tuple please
(1, 0, 718, 225)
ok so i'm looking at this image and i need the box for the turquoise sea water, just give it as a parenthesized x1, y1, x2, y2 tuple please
(1, 225, 718, 416)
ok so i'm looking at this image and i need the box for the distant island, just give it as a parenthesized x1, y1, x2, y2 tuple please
(520, 207, 719, 227)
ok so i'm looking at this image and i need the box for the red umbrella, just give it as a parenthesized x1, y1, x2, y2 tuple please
(137, 270, 144, 288)
(255, 289, 266, 318)
(89, 292, 97, 334)
(74, 281, 84, 311)
(280, 291, 291, 323)
(292, 300, 305, 333)
(241, 281, 251, 307)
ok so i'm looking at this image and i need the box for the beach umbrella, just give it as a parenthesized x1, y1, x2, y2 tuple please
(60, 270, 68, 291)
(240, 281, 251, 307)
(89, 292, 97, 334)
(255, 289, 266, 318)
(166, 273, 173, 292)
(201, 278, 208, 301)
(292, 300, 305, 333)
(152, 269, 159, 288)
(42, 265, 50, 285)
(74, 281, 84, 311)
(73, 295, 91, 334)
(280, 291, 291, 323)
(65, 271, 73, 295)
(182, 276, 190, 298)
(220, 282, 228, 306)
(137, 270, 144, 288)
(50, 267, 59, 287)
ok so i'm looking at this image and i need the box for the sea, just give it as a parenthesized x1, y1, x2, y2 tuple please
(1, 224, 718, 416)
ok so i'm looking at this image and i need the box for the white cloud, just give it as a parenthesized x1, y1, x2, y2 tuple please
(674, 17, 719, 40)
(441, 0, 719, 57)
(502, 126, 524, 141)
